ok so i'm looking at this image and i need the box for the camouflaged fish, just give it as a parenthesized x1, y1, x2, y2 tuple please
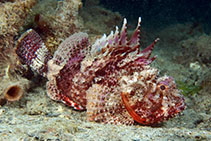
(16, 18, 185, 125)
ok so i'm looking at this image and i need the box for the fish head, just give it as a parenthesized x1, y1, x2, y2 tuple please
(120, 69, 185, 125)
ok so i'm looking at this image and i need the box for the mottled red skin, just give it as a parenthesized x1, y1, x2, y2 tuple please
(121, 77, 185, 125)
(16, 18, 186, 126)
(86, 51, 185, 125)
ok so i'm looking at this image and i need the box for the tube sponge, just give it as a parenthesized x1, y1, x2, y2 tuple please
(0, 78, 29, 106)
(0, 48, 30, 106)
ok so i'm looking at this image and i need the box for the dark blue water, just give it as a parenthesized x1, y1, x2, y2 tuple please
(99, 0, 211, 33)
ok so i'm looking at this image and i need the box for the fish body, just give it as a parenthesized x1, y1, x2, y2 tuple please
(16, 18, 185, 125)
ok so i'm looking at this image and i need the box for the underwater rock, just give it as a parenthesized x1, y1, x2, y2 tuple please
(16, 18, 185, 125)
(80, 1, 122, 35)
(26, 0, 83, 54)
(180, 34, 211, 66)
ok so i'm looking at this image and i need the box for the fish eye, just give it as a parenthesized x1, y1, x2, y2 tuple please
(160, 85, 166, 90)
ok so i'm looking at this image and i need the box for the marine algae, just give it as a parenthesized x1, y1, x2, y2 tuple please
(177, 81, 202, 96)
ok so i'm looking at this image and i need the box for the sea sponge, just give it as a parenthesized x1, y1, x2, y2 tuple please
(1, 79, 29, 102)
(0, 48, 30, 106)
(4, 84, 23, 102)
(0, 0, 38, 49)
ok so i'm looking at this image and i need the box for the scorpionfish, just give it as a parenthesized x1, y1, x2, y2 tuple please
(16, 18, 185, 125)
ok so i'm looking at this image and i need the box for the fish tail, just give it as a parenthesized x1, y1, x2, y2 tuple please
(15, 29, 52, 77)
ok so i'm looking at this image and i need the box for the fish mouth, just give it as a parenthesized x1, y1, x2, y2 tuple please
(165, 96, 186, 120)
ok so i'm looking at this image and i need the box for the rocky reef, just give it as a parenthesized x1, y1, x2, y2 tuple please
(0, 0, 210, 140)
